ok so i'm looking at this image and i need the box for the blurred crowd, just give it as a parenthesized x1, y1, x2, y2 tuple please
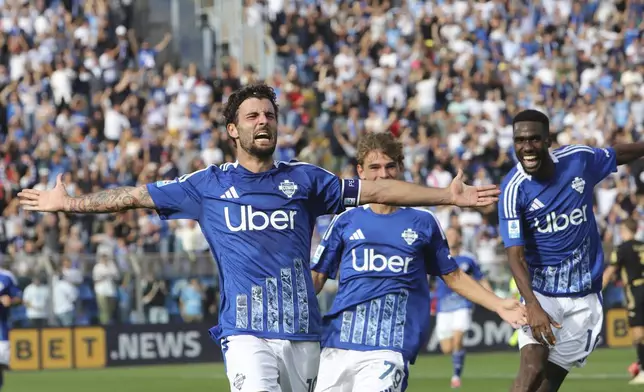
(0, 0, 643, 325)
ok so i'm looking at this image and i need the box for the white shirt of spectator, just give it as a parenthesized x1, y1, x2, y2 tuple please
(378, 51, 398, 68)
(146, 102, 166, 128)
(23, 282, 50, 319)
(596, 185, 618, 218)
(176, 221, 208, 252)
(497, 123, 514, 151)
(194, 82, 212, 107)
(370, 12, 386, 40)
(9, 51, 27, 81)
(426, 167, 453, 189)
(416, 77, 437, 113)
(166, 99, 184, 131)
(93, 259, 120, 298)
(202, 145, 224, 167)
(476, 237, 498, 268)
(74, 24, 91, 48)
(626, 42, 643, 64)
(103, 106, 130, 141)
(245, 1, 263, 27)
(52, 276, 78, 316)
(50, 67, 74, 105)
(63, 266, 83, 285)
(99, 52, 119, 85)
(364, 112, 385, 134)
(535, 66, 556, 86)
(385, 82, 406, 109)
(34, 14, 50, 36)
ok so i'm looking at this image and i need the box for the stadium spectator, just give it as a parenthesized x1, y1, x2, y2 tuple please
(142, 274, 169, 324)
(52, 273, 78, 326)
(179, 278, 204, 323)
(92, 250, 120, 325)
(22, 276, 49, 328)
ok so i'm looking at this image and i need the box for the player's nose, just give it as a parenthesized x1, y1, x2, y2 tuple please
(256, 112, 269, 125)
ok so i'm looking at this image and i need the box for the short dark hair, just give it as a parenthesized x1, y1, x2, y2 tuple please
(512, 109, 550, 133)
(223, 84, 279, 126)
(356, 132, 404, 166)
(622, 218, 639, 235)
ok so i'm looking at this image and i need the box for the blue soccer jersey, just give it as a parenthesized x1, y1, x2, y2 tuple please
(146, 160, 361, 342)
(0, 269, 21, 341)
(311, 206, 458, 363)
(434, 252, 484, 313)
(498, 145, 618, 297)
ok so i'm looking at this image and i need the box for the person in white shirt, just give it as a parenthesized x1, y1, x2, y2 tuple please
(92, 252, 120, 325)
(22, 276, 50, 328)
(61, 258, 83, 286)
(52, 274, 78, 327)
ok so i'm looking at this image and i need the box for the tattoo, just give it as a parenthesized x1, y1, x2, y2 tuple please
(64, 185, 155, 213)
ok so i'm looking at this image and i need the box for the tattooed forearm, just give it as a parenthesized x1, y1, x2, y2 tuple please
(63, 185, 156, 213)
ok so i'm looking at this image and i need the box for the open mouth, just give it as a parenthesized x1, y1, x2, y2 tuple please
(522, 155, 540, 170)
(254, 132, 271, 141)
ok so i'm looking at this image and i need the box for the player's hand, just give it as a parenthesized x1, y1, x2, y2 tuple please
(449, 169, 500, 208)
(18, 173, 69, 212)
(0, 295, 12, 307)
(496, 298, 527, 328)
(526, 302, 561, 347)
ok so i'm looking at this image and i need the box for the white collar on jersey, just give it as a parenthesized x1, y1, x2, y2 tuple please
(515, 151, 559, 181)
(224, 160, 280, 170)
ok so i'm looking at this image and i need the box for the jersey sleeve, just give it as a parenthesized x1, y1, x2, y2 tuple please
(305, 163, 361, 216)
(498, 176, 526, 248)
(587, 147, 618, 185)
(423, 212, 459, 276)
(146, 167, 211, 221)
(311, 214, 346, 280)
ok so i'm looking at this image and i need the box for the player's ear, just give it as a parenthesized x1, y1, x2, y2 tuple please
(356, 164, 365, 179)
(227, 123, 239, 141)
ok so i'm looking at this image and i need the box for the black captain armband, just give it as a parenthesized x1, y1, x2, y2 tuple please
(342, 178, 361, 207)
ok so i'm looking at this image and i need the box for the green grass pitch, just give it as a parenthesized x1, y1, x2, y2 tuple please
(7, 348, 635, 391)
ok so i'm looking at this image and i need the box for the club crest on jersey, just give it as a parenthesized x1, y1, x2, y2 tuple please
(402, 228, 418, 245)
(278, 179, 298, 198)
(233, 373, 245, 390)
(571, 177, 585, 194)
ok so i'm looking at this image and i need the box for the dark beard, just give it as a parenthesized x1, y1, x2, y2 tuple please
(240, 139, 276, 159)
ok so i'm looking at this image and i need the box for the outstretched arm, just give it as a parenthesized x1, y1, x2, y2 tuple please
(358, 170, 500, 208)
(614, 143, 644, 165)
(18, 173, 156, 214)
(441, 268, 526, 326)
(64, 185, 155, 213)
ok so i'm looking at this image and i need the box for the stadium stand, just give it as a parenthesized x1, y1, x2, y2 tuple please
(0, 0, 642, 327)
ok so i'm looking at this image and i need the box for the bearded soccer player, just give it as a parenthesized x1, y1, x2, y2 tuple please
(18, 84, 501, 392)
(499, 109, 644, 392)
(311, 132, 526, 392)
